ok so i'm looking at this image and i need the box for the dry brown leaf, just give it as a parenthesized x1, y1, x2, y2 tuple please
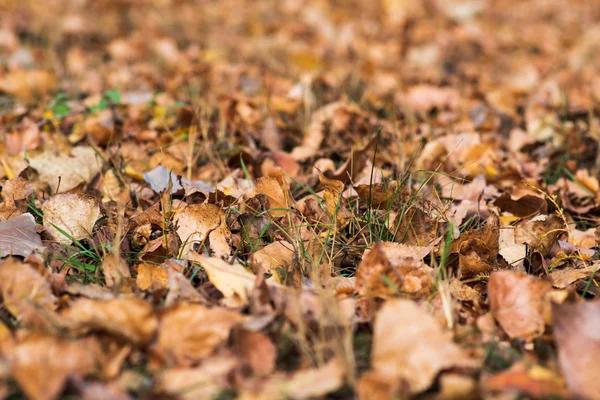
(29, 146, 101, 194)
(0, 176, 33, 217)
(0, 69, 57, 100)
(0, 213, 43, 258)
(174, 203, 232, 260)
(290, 101, 343, 161)
(136, 262, 168, 292)
(356, 242, 434, 299)
(0, 258, 57, 328)
(261, 117, 282, 151)
(248, 240, 295, 282)
(233, 329, 277, 376)
(452, 213, 500, 277)
(156, 356, 236, 400)
(283, 359, 345, 399)
(488, 271, 552, 340)
(354, 180, 406, 209)
(101, 254, 133, 291)
(357, 370, 403, 400)
(484, 362, 569, 398)
(395, 206, 443, 247)
(63, 298, 157, 345)
(514, 215, 565, 256)
(11, 335, 102, 400)
(42, 194, 101, 244)
(156, 303, 244, 365)
(5, 117, 41, 156)
(372, 241, 431, 261)
(449, 278, 481, 302)
(550, 267, 596, 289)
(319, 173, 352, 229)
(165, 269, 206, 306)
(251, 177, 291, 218)
(331, 136, 377, 183)
(553, 299, 600, 399)
(368, 299, 477, 394)
(405, 85, 459, 112)
(192, 255, 274, 307)
(494, 192, 547, 217)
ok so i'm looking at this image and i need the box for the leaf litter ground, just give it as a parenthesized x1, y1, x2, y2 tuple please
(1, 1, 600, 399)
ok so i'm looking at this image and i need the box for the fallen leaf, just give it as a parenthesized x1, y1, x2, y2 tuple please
(156, 303, 244, 365)
(0, 69, 57, 100)
(136, 262, 169, 292)
(233, 329, 277, 376)
(494, 192, 547, 217)
(143, 165, 183, 194)
(261, 117, 282, 151)
(63, 298, 157, 345)
(319, 173, 352, 229)
(0, 258, 57, 328)
(192, 255, 264, 307)
(101, 254, 133, 291)
(251, 177, 291, 218)
(248, 240, 295, 281)
(283, 359, 345, 399)
(0, 213, 43, 258)
(484, 362, 569, 398)
(5, 117, 40, 155)
(165, 269, 206, 306)
(550, 267, 597, 289)
(514, 215, 565, 257)
(11, 335, 102, 400)
(156, 356, 236, 400)
(356, 242, 434, 299)
(553, 299, 600, 399)
(488, 271, 552, 340)
(174, 203, 232, 259)
(29, 146, 101, 194)
(367, 299, 477, 394)
(42, 193, 101, 244)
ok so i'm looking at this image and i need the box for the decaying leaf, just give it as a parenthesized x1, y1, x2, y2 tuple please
(29, 146, 101, 194)
(156, 356, 236, 400)
(484, 362, 569, 398)
(356, 242, 434, 299)
(0, 177, 33, 219)
(233, 329, 277, 376)
(0, 258, 58, 329)
(42, 193, 101, 244)
(553, 299, 600, 399)
(101, 253, 133, 291)
(191, 255, 271, 307)
(354, 179, 406, 209)
(282, 359, 345, 399)
(452, 213, 500, 277)
(365, 299, 477, 394)
(156, 303, 244, 365)
(174, 203, 232, 259)
(63, 298, 157, 345)
(319, 173, 352, 229)
(0, 213, 43, 257)
(250, 177, 291, 218)
(11, 335, 102, 400)
(514, 215, 565, 256)
(143, 165, 183, 194)
(136, 262, 169, 292)
(488, 271, 552, 340)
(248, 240, 295, 281)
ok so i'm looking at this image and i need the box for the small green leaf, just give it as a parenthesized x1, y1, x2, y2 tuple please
(104, 89, 121, 104)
